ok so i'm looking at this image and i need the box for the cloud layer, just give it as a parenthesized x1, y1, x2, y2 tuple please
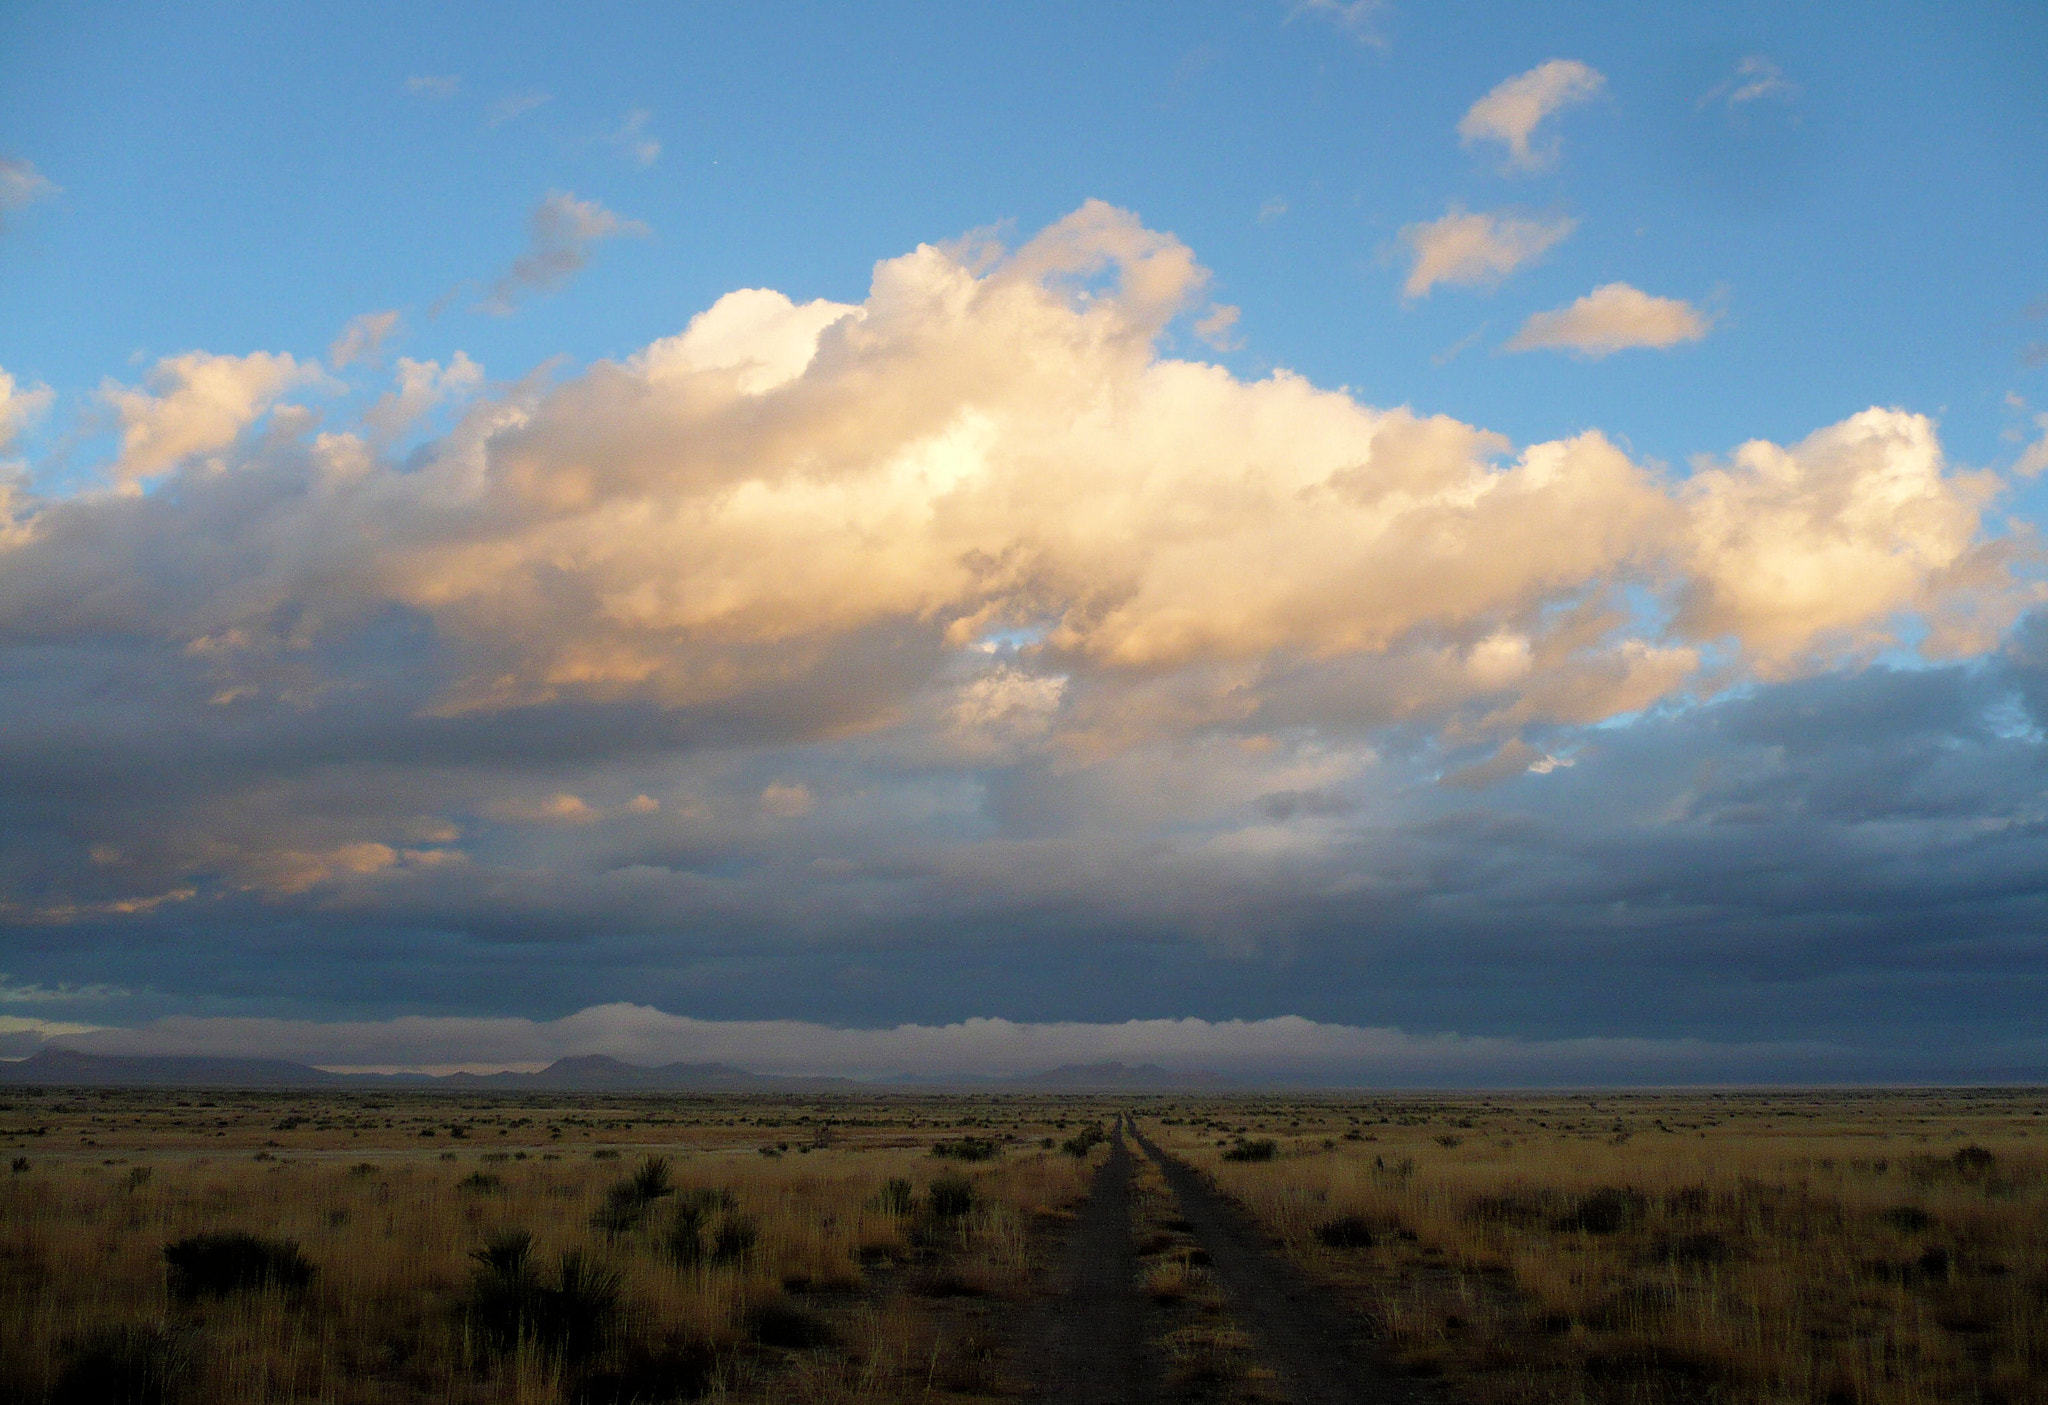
(0, 204, 2041, 1065)
(45, 1003, 1979, 1085)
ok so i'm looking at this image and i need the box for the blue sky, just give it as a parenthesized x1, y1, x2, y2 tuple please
(1, 2, 2046, 1081)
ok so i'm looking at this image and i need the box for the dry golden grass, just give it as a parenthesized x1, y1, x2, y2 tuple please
(1146, 1089, 2048, 1405)
(0, 1090, 1101, 1404)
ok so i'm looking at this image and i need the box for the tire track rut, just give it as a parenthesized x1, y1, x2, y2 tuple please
(1024, 1117, 1154, 1403)
(1131, 1120, 1438, 1405)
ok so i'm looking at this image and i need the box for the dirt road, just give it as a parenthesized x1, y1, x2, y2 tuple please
(1024, 1114, 1436, 1404)
(1131, 1121, 1436, 1405)
(1024, 1117, 1155, 1403)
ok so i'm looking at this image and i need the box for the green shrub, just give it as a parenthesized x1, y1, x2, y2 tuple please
(1221, 1138, 1277, 1163)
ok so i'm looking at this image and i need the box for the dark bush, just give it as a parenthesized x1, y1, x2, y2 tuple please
(10, 1156, 27, 1173)
(1059, 1122, 1107, 1158)
(1558, 1187, 1647, 1235)
(1654, 1232, 1732, 1266)
(928, 1173, 975, 1218)
(1465, 1194, 1546, 1227)
(710, 1214, 758, 1265)
(458, 1171, 503, 1194)
(629, 1155, 675, 1201)
(1221, 1138, 1277, 1163)
(591, 1155, 681, 1235)
(1884, 1205, 1933, 1232)
(163, 1231, 314, 1299)
(663, 1201, 707, 1266)
(747, 1298, 833, 1349)
(51, 1325, 194, 1405)
(572, 1338, 717, 1404)
(467, 1230, 542, 1349)
(878, 1177, 915, 1216)
(547, 1250, 625, 1362)
(591, 1182, 650, 1236)
(930, 1138, 1000, 1162)
(1314, 1215, 1375, 1249)
(1952, 1146, 1996, 1175)
(466, 1233, 623, 1362)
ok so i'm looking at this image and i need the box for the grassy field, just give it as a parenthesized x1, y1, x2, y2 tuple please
(0, 1089, 1099, 1403)
(1144, 1088, 2048, 1405)
(3, 1086, 2044, 1403)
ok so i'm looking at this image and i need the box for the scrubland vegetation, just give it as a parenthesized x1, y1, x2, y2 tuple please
(0, 1091, 1094, 1403)
(3, 1086, 2044, 1402)
(1149, 1088, 2048, 1405)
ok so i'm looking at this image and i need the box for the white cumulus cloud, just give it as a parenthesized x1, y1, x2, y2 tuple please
(98, 350, 331, 486)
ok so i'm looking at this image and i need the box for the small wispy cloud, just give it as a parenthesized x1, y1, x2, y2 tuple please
(486, 89, 552, 128)
(1458, 59, 1605, 172)
(1399, 205, 1576, 298)
(478, 192, 649, 315)
(1698, 55, 1798, 111)
(1504, 282, 1713, 358)
(1194, 303, 1243, 351)
(0, 157, 57, 230)
(405, 74, 461, 99)
(607, 109, 661, 167)
(0, 973, 128, 1003)
(1287, 0, 1388, 48)
(1256, 197, 1288, 225)
(329, 310, 400, 368)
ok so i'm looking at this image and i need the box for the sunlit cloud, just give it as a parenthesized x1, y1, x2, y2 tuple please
(1458, 59, 1605, 171)
(0, 204, 2034, 1022)
(0, 368, 54, 452)
(1398, 206, 1575, 297)
(96, 350, 332, 486)
(1504, 282, 1713, 357)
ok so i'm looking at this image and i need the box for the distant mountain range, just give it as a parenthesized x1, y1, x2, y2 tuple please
(0, 1048, 1229, 1092)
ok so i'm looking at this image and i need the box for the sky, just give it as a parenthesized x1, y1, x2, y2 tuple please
(2, 2, 2047, 1084)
